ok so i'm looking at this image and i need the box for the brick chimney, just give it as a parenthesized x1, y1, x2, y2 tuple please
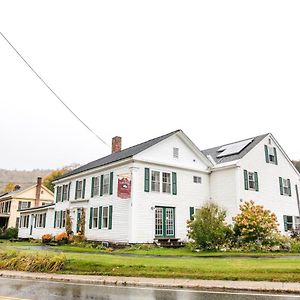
(112, 136, 122, 153)
(35, 177, 42, 207)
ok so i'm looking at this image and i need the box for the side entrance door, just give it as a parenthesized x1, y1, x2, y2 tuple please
(155, 207, 175, 238)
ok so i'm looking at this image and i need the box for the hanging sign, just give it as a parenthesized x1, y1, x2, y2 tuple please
(118, 174, 131, 199)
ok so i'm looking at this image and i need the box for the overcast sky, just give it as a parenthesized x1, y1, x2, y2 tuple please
(1, 1, 299, 170)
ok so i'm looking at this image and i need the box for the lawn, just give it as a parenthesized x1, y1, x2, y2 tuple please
(1, 241, 300, 282)
(45, 243, 300, 257)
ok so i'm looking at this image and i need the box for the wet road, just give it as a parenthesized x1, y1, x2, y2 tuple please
(0, 278, 299, 300)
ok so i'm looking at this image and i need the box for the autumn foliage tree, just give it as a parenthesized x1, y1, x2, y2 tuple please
(4, 182, 17, 193)
(42, 168, 69, 192)
(233, 200, 279, 244)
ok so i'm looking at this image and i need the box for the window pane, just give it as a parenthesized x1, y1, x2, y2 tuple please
(162, 173, 171, 193)
(151, 171, 160, 192)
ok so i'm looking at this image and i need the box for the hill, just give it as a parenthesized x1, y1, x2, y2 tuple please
(0, 169, 53, 193)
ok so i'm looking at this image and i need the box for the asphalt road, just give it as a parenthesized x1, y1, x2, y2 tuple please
(0, 278, 299, 300)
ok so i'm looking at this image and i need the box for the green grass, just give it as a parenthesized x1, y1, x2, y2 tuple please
(40, 250, 300, 281)
(1, 245, 300, 282)
(0, 239, 42, 247)
(1, 241, 300, 281)
(49, 244, 300, 257)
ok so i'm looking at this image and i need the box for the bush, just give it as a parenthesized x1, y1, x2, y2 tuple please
(291, 241, 300, 252)
(233, 200, 279, 245)
(187, 202, 233, 250)
(42, 234, 53, 244)
(55, 232, 68, 243)
(0, 227, 18, 239)
(0, 249, 65, 272)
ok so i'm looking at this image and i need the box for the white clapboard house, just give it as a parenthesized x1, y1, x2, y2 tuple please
(18, 130, 300, 243)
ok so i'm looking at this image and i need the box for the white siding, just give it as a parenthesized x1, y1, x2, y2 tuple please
(209, 167, 240, 223)
(239, 134, 300, 233)
(129, 161, 210, 243)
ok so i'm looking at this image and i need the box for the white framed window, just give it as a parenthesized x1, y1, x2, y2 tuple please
(268, 146, 276, 164)
(93, 177, 100, 196)
(93, 207, 98, 228)
(151, 171, 160, 192)
(103, 174, 110, 195)
(162, 172, 171, 193)
(283, 179, 290, 196)
(62, 185, 68, 201)
(193, 176, 202, 184)
(284, 215, 293, 231)
(18, 201, 31, 210)
(248, 172, 256, 190)
(56, 186, 62, 202)
(173, 147, 179, 159)
(102, 206, 109, 228)
(76, 181, 83, 199)
(294, 216, 300, 230)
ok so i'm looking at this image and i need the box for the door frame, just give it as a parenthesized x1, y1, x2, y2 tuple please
(155, 206, 175, 238)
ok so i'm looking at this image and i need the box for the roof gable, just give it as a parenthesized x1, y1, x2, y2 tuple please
(57, 130, 182, 180)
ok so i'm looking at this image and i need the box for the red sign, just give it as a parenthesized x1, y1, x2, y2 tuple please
(118, 177, 131, 199)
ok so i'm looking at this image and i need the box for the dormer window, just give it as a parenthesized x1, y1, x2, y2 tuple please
(264, 145, 278, 165)
(173, 147, 179, 159)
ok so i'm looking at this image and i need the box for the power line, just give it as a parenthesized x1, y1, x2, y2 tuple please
(0, 32, 109, 147)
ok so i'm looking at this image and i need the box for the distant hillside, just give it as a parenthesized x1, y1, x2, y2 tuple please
(0, 169, 53, 193)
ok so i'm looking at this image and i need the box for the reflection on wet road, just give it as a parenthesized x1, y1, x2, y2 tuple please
(0, 278, 299, 300)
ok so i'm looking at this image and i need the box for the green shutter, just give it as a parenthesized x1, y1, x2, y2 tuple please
(89, 207, 93, 229)
(283, 215, 288, 232)
(288, 179, 292, 196)
(98, 206, 102, 229)
(109, 172, 114, 195)
(144, 168, 150, 192)
(189, 207, 195, 220)
(108, 205, 113, 229)
(75, 181, 78, 200)
(274, 147, 278, 165)
(172, 172, 177, 195)
(264, 145, 269, 163)
(279, 177, 284, 195)
(100, 175, 104, 196)
(54, 211, 57, 228)
(55, 187, 58, 203)
(244, 170, 249, 190)
(254, 172, 259, 192)
(91, 177, 95, 198)
(82, 179, 86, 199)
(67, 183, 71, 201)
(60, 211, 63, 228)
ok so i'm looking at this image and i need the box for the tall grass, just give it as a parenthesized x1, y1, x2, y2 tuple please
(0, 249, 66, 272)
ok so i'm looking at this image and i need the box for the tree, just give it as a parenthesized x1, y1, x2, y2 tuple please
(65, 209, 72, 236)
(4, 182, 16, 193)
(233, 200, 279, 244)
(42, 168, 69, 192)
(187, 202, 232, 250)
(79, 208, 86, 237)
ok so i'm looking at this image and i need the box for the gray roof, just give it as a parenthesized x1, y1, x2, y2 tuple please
(201, 133, 269, 165)
(18, 203, 55, 212)
(57, 129, 181, 180)
(0, 188, 24, 200)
